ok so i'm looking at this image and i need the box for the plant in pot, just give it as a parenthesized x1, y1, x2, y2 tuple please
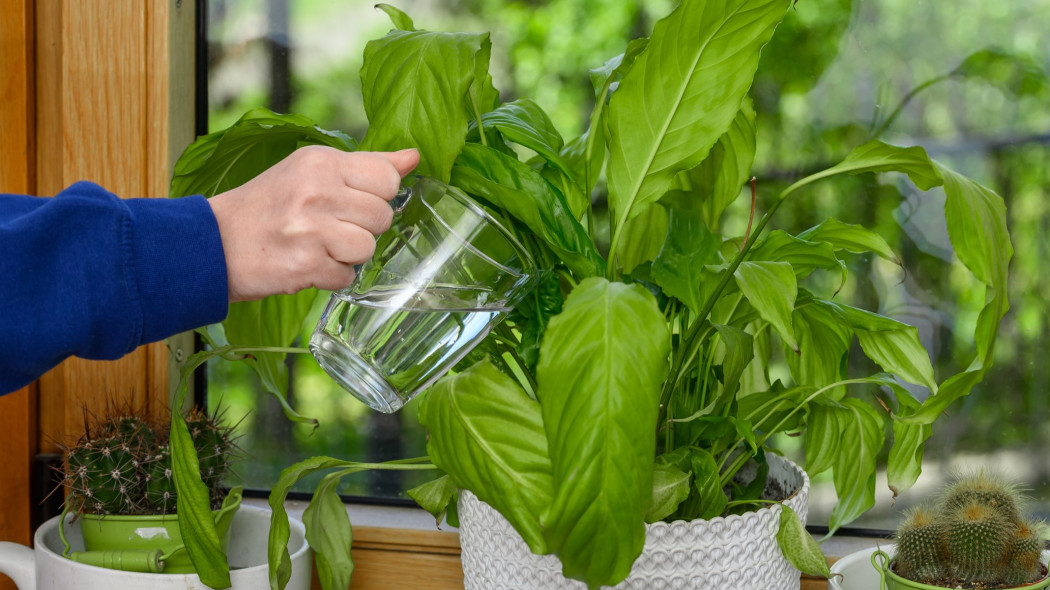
(162, 1, 1014, 589)
(871, 472, 1049, 590)
(58, 407, 242, 574)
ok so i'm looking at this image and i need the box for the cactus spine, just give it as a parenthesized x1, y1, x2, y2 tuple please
(62, 408, 237, 515)
(892, 471, 1046, 588)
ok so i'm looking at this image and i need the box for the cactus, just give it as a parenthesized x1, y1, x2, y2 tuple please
(61, 407, 237, 515)
(891, 471, 1047, 588)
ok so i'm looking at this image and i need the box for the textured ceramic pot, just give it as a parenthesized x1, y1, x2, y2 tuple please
(458, 453, 810, 590)
(0, 506, 312, 590)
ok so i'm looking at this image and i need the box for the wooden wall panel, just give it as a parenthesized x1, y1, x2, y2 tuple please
(34, 1, 196, 451)
(0, 3, 36, 589)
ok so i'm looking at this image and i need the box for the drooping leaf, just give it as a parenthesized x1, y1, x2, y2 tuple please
(468, 99, 571, 178)
(734, 261, 798, 352)
(537, 278, 670, 587)
(671, 99, 758, 231)
(468, 34, 500, 119)
(797, 218, 901, 265)
(652, 207, 721, 313)
(451, 142, 605, 277)
(375, 3, 415, 30)
(746, 230, 846, 282)
(804, 402, 841, 478)
(304, 471, 355, 590)
(828, 398, 884, 535)
(419, 361, 553, 554)
(606, 0, 790, 246)
(646, 462, 691, 523)
(360, 28, 491, 182)
(887, 387, 932, 498)
(777, 504, 831, 577)
(787, 302, 852, 402)
(815, 299, 937, 393)
(407, 475, 458, 526)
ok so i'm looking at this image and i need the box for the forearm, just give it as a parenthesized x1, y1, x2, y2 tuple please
(0, 182, 229, 394)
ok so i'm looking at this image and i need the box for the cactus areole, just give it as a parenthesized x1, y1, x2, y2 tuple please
(880, 472, 1050, 589)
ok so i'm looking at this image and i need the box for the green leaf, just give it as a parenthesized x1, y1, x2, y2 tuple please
(508, 270, 564, 371)
(787, 302, 852, 401)
(304, 471, 355, 590)
(224, 291, 320, 428)
(450, 142, 605, 277)
(777, 504, 831, 577)
(646, 462, 690, 523)
(805, 402, 841, 478)
(170, 108, 355, 199)
(617, 203, 669, 274)
(746, 230, 846, 282)
(652, 207, 721, 313)
(268, 456, 351, 590)
(671, 99, 757, 231)
(171, 411, 230, 589)
(606, 0, 790, 245)
(469, 99, 570, 177)
(690, 447, 729, 520)
(407, 475, 458, 526)
(828, 398, 884, 535)
(887, 388, 932, 498)
(815, 299, 937, 393)
(792, 140, 942, 194)
(375, 3, 415, 30)
(418, 361, 553, 554)
(360, 29, 490, 182)
(734, 261, 798, 352)
(713, 323, 754, 404)
(537, 278, 670, 587)
(797, 218, 901, 265)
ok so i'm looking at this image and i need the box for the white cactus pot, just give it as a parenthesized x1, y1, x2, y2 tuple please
(458, 453, 810, 590)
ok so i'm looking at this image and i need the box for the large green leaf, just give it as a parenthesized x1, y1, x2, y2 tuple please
(796, 218, 900, 265)
(671, 99, 757, 231)
(828, 398, 884, 535)
(777, 504, 831, 577)
(887, 387, 932, 498)
(418, 361, 553, 554)
(468, 99, 570, 177)
(537, 278, 670, 587)
(359, 28, 491, 182)
(450, 142, 605, 277)
(805, 402, 841, 478)
(606, 0, 790, 255)
(734, 261, 798, 352)
(787, 302, 852, 401)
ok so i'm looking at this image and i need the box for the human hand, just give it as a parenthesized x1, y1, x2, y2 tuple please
(208, 146, 420, 302)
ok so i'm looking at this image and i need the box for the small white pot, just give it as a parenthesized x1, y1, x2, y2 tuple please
(459, 453, 810, 590)
(0, 506, 312, 590)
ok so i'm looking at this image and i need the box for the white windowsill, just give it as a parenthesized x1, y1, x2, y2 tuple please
(243, 496, 457, 532)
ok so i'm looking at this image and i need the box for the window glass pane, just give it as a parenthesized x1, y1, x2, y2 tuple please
(206, 0, 1050, 525)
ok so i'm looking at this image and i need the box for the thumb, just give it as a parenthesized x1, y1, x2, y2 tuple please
(385, 148, 421, 177)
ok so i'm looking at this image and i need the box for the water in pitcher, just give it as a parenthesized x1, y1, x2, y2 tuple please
(309, 285, 505, 412)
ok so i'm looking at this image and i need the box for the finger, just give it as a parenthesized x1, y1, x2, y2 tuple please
(330, 191, 394, 236)
(321, 222, 379, 266)
(311, 259, 358, 292)
(340, 152, 403, 199)
(385, 148, 420, 177)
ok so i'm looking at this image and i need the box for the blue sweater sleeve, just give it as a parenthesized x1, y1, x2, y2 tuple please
(0, 181, 229, 394)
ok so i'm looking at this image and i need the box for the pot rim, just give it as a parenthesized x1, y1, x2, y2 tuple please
(884, 558, 1050, 589)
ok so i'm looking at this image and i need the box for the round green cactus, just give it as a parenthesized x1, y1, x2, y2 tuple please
(61, 407, 237, 516)
(891, 472, 1047, 587)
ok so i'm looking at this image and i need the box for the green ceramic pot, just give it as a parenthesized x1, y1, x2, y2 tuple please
(75, 491, 241, 574)
(871, 550, 1050, 590)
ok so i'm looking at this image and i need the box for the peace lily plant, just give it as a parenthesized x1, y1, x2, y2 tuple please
(165, 1, 1013, 589)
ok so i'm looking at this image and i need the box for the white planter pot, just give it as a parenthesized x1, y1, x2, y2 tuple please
(459, 453, 810, 590)
(0, 506, 312, 590)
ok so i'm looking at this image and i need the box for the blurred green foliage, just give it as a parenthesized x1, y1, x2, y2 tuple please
(206, 0, 1050, 524)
